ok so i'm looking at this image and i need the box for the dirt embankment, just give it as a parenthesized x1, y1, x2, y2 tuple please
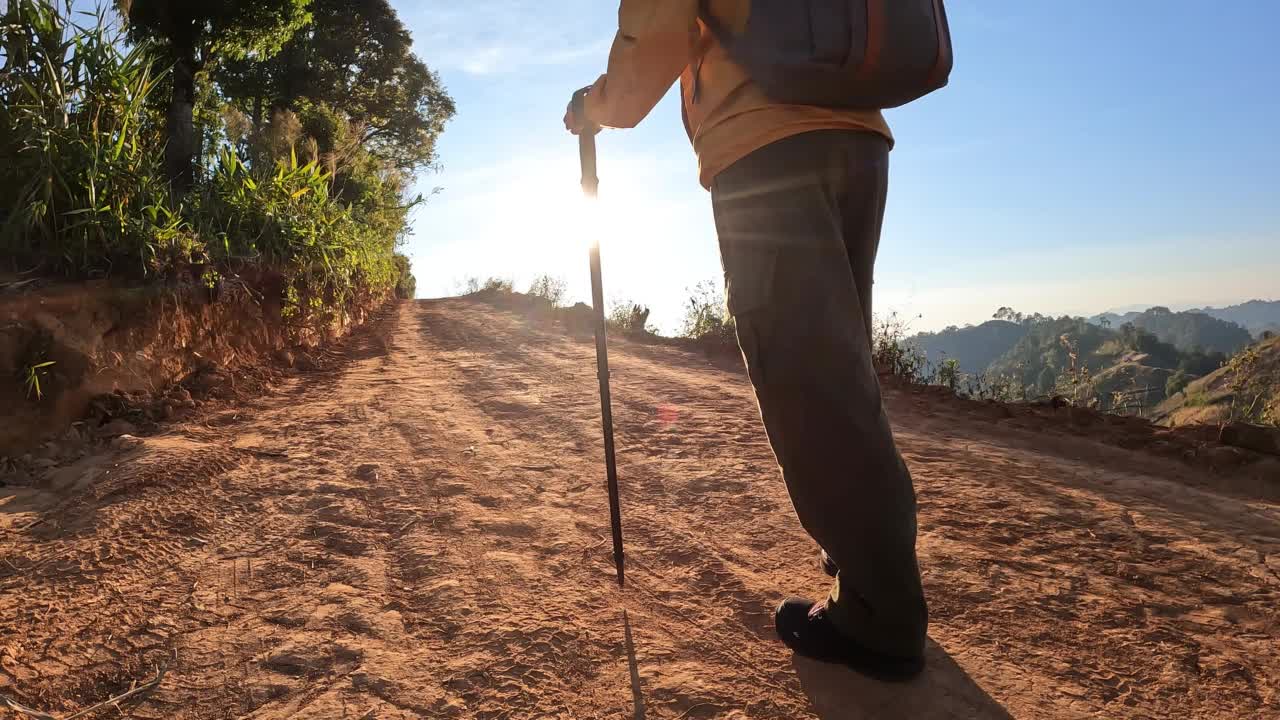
(0, 277, 387, 460)
(1, 297, 1277, 719)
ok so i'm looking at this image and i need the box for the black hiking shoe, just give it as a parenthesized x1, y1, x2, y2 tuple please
(774, 597, 924, 681)
(820, 549, 839, 578)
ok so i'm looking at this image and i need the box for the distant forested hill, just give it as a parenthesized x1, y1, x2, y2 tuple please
(1089, 306, 1257, 353)
(1192, 300, 1280, 338)
(907, 303, 1269, 412)
(909, 320, 1029, 375)
(986, 317, 1226, 407)
(1121, 307, 1252, 354)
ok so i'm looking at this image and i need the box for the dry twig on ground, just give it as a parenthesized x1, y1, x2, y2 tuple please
(0, 663, 167, 720)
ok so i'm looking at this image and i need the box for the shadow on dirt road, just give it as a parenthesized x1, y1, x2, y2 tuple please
(794, 640, 1013, 719)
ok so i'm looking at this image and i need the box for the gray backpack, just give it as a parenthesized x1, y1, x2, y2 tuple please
(699, 0, 954, 110)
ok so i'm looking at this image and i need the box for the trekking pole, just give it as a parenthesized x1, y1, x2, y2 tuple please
(579, 125, 626, 588)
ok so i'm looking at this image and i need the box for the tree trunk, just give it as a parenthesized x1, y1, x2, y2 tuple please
(165, 49, 197, 196)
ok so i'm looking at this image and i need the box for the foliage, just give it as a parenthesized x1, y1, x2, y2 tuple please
(962, 372, 1026, 403)
(1114, 323, 1225, 376)
(992, 307, 1049, 326)
(872, 314, 1024, 401)
(1225, 344, 1278, 426)
(393, 253, 415, 299)
(1122, 306, 1252, 356)
(680, 281, 736, 345)
(466, 277, 513, 295)
(120, 0, 314, 191)
(935, 358, 960, 393)
(608, 301, 653, 335)
(0, 0, 195, 277)
(872, 312, 928, 383)
(23, 361, 57, 401)
(1165, 368, 1191, 398)
(214, 0, 454, 173)
(121, 0, 312, 63)
(1153, 335, 1280, 427)
(455, 276, 518, 296)
(3, 0, 437, 328)
(911, 319, 1029, 376)
(987, 316, 1118, 397)
(194, 148, 396, 321)
(1183, 391, 1210, 408)
(527, 275, 567, 307)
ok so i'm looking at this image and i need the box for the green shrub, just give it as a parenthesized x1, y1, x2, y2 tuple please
(393, 254, 416, 299)
(872, 312, 927, 383)
(681, 281, 736, 344)
(1165, 369, 1191, 398)
(195, 148, 395, 320)
(459, 276, 514, 297)
(608, 301, 653, 335)
(1183, 391, 1210, 408)
(935, 357, 961, 393)
(481, 277, 514, 294)
(1225, 345, 1277, 426)
(1, 0, 421, 321)
(528, 274, 567, 307)
(0, 0, 196, 277)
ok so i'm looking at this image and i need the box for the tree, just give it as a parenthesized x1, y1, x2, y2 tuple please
(215, 0, 454, 173)
(119, 0, 312, 193)
(993, 307, 1024, 324)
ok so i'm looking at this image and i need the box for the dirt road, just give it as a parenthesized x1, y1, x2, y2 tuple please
(2, 298, 1277, 719)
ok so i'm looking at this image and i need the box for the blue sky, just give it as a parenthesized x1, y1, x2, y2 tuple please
(397, 1, 1279, 333)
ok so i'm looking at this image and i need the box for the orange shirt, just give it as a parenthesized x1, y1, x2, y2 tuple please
(584, 0, 893, 189)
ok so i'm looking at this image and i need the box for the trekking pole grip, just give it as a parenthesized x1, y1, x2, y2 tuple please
(572, 86, 599, 198)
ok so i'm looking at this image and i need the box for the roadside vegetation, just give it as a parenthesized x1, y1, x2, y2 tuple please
(1, 0, 452, 323)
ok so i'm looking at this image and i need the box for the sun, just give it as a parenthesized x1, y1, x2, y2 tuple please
(482, 167, 626, 289)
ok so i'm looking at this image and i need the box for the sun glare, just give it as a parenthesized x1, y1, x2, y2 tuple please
(482, 169, 627, 292)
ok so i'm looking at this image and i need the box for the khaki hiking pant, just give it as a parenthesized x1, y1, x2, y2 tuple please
(710, 130, 928, 659)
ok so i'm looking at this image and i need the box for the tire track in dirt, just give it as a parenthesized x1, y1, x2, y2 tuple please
(2, 297, 1276, 719)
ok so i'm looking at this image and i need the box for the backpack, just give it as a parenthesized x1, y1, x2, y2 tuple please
(699, 0, 953, 110)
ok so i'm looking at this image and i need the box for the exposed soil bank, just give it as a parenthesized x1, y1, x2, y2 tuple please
(0, 277, 387, 456)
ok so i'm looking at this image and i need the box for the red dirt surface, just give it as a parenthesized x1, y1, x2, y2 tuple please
(2, 298, 1277, 719)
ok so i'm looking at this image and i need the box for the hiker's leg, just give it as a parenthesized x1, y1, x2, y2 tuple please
(827, 132, 927, 657)
(711, 131, 927, 659)
(818, 135, 889, 579)
(839, 136, 887, 343)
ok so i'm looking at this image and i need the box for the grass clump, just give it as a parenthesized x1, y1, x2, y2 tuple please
(608, 301, 654, 336)
(680, 281, 736, 346)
